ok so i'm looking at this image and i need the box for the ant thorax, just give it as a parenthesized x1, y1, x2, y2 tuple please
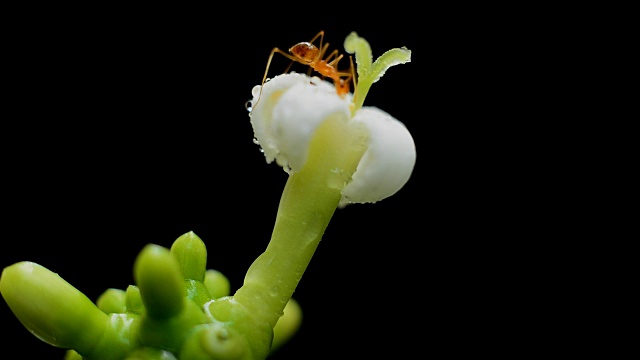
(289, 42, 319, 63)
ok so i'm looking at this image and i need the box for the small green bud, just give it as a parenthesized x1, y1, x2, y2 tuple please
(97, 288, 127, 314)
(134, 244, 186, 320)
(170, 231, 207, 281)
(126, 285, 145, 315)
(64, 350, 83, 360)
(204, 269, 231, 299)
(0, 262, 107, 353)
(271, 298, 302, 352)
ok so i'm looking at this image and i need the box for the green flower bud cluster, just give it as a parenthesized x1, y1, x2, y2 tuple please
(1, 232, 301, 359)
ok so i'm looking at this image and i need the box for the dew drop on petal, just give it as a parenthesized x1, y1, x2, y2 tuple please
(244, 100, 253, 112)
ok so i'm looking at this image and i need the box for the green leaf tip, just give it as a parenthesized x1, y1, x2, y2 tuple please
(344, 31, 373, 77)
(343, 31, 412, 111)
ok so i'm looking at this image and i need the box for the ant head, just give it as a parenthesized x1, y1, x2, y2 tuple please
(289, 42, 318, 64)
(336, 78, 351, 97)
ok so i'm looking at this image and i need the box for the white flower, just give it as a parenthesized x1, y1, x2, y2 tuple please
(341, 106, 416, 206)
(249, 73, 416, 205)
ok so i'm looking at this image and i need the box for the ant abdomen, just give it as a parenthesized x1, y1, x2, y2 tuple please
(289, 43, 319, 63)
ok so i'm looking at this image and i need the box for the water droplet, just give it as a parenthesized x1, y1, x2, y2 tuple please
(252, 137, 260, 145)
(244, 100, 253, 112)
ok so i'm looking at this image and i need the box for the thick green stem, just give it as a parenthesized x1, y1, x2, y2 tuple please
(234, 113, 367, 328)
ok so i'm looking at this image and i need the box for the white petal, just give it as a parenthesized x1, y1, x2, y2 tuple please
(340, 107, 416, 206)
(250, 73, 416, 206)
(249, 73, 311, 167)
(250, 73, 351, 173)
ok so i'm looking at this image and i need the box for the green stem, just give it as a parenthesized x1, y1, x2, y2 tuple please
(234, 113, 367, 328)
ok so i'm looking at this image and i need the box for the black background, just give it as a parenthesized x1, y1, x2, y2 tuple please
(0, 4, 572, 359)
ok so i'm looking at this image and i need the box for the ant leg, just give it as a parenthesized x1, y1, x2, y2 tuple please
(349, 55, 357, 101)
(318, 42, 330, 61)
(309, 31, 325, 48)
(255, 47, 302, 111)
(325, 50, 344, 67)
(334, 53, 354, 79)
(350, 55, 357, 92)
(284, 59, 296, 74)
(311, 31, 330, 61)
(333, 56, 356, 98)
(261, 48, 300, 88)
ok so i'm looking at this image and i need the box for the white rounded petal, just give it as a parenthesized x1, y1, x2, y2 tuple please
(249, 73, 311, 167)
(249, 73, 352, 173)
(249, 73, 416, 206)
(340, 107, 416, 206)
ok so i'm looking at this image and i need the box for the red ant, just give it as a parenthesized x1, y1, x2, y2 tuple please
(252, 31, 356, 111)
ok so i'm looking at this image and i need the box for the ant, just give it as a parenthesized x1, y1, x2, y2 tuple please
(252, 31, 356, 112)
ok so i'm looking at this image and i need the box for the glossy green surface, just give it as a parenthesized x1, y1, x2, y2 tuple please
(1, 232, 301, 359)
